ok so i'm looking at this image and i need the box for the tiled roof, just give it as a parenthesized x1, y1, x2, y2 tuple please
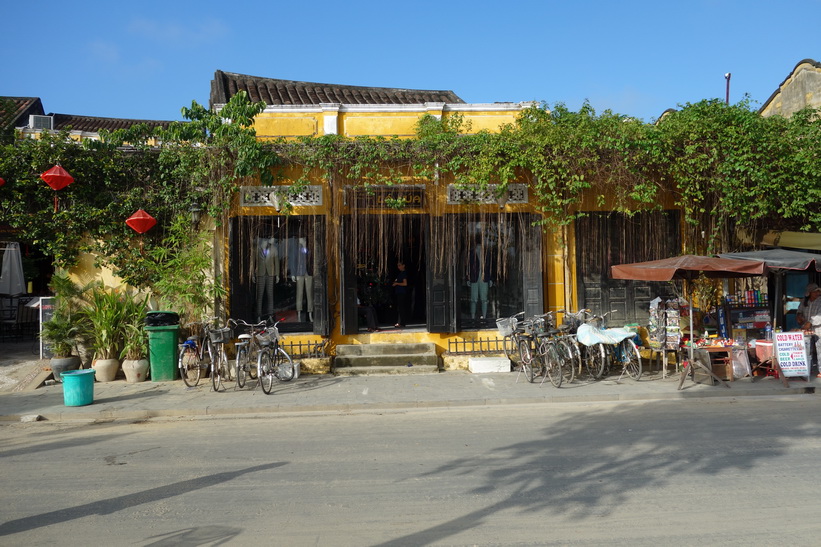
(210, 70, 465, 107)
(49, 113, 175, 133)
(0, 97, 44, 130)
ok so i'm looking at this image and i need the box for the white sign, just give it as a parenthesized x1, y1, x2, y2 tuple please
(774, 332, 811, 378)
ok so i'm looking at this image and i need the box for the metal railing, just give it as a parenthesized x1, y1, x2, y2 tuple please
(447, 337, 512, 355)
(282, 339, 329, 358)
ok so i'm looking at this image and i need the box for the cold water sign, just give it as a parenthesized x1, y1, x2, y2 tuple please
(773, 331, 810, 378)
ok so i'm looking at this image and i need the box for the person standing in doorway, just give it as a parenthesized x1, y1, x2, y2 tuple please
(797, 282, 821, 376)
(392, 261, 410, 328)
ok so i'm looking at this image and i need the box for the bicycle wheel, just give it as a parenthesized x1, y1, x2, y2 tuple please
(565, 338, 583, 378)
(503, 334, 519, 365)
(519, 338, 536, 382)
(585, 343, 607, 379)
(235, 347, 247, 388)
(542, 342, 563, 388)
(273, 346, 295, 381)
(622, 339, 643, 380)
(209, 341, 224, 392)
(258, 349, 275, 394)
(179, 345, 201, 387)
(557, 340, 576, 384)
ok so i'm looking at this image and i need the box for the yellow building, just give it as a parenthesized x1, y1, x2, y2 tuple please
(212, 71, 681, 359)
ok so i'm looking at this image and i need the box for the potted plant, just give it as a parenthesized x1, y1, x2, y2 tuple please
(80, 286, 127, 382)
(120, 295, 150, 382)
(41, 310, 82, 382)
(40, 274, 88, 382)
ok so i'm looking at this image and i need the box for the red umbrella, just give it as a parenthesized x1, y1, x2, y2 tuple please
(611, 254, 768, 389)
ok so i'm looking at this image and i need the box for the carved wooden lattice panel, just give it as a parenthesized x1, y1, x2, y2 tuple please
(446, 183, 528, 205)
(240, 186, 323, 207)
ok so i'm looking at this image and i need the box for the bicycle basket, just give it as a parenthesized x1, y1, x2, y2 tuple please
(209, 327, 233, 344)
(496, 317, 516, 336)
(562, 315, 581, 333)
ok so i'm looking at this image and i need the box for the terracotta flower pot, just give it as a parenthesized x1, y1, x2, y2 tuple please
(92, 358, 120, 382)
(122, 359, 150, 383)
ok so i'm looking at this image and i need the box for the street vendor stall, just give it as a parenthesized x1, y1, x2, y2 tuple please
(718, 248, 821, 330)
(610, 254, 768, 390)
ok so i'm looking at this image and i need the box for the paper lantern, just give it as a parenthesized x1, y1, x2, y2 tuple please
(126, 209, 157, 234)
(0, 177, 5, 187)
(40, 165, 74, 191)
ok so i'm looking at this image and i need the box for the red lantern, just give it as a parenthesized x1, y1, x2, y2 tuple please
(0, 177, 5, 187)
(40, 165, 74, 191)
(126, 209, 157, 234)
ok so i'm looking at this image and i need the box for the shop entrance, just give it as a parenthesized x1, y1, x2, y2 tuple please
(340, 214, 426, 334)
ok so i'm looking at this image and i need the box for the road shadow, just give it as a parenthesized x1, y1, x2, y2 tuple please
(0, 462, 286, 537)
(374, 398, 817, 546)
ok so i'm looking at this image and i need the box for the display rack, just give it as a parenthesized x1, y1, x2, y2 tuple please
(648, 299, 681, 350)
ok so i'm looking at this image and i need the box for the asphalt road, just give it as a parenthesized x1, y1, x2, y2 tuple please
(2, 397, 820, 546)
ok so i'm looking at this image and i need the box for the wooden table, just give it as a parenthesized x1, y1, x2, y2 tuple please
(678, 346, 732, 390)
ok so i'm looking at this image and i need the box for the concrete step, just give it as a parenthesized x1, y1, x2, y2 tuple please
(334, 343, 440, 375)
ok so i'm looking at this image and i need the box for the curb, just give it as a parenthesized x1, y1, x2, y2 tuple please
(1, 381, 812, 423)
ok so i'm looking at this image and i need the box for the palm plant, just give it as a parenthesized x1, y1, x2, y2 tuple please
(120, 295, 149, 360)
(80, 286, 128, 361)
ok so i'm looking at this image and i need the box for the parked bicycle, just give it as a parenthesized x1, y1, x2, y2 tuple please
(560, 309, 606, 380)
(232, 318, 268, 389)
(178, 318, 231, 390)
(531, 312, 575, 387)
(257, 319, 295, 394)
(497, 312, 539, 382)
(577, 310, 642, 380)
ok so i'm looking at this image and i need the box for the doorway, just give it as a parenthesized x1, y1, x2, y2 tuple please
(341, 214, 427, 333)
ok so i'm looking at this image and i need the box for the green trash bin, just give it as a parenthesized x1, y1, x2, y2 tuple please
(145, 324, 180, 381)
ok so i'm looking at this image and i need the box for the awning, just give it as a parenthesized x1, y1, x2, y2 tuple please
(761, 231, 821, 251)
(718, 248, 821, 272)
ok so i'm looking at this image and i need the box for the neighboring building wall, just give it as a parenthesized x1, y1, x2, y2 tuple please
(760, 59, 821, 117)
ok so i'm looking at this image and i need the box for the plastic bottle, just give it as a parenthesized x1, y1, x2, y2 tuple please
(764, 322, 772, 340)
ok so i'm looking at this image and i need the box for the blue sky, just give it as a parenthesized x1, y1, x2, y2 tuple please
(4, 1, 820, 123)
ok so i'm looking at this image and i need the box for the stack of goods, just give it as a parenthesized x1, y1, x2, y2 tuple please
(648, 300, 682, 350)
(725, 290, 768, 307)
(648, 306, 666, 350)
(665, 301, 682, 350)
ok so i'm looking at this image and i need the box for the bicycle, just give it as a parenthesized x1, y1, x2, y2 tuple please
(531, 312, 575, 388)
(258, 319, 295, 394)
(561, 309, 606, 380)
(578, 310, 642, 380)
(207, 322, 232, 392)
(178, 319, 231, 391)
(497, 312, 540, 383)
(232, 318, 268, 389)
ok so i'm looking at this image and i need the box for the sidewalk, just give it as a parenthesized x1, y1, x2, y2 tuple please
(0, 341, 814, 422)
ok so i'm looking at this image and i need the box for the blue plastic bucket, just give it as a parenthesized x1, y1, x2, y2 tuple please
(61, 369, 95, 407)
